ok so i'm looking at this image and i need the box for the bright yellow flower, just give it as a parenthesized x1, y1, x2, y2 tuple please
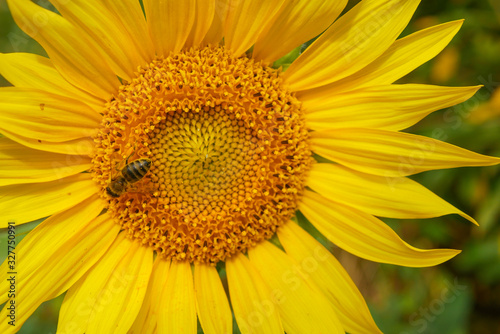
(1, 0, 499, 333)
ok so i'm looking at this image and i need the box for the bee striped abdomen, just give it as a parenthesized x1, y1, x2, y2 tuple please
(122, 159, 152, 183)
(106, 158, 152, 198)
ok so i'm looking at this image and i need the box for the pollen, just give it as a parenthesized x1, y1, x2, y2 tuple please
(92, 45, 313, 264)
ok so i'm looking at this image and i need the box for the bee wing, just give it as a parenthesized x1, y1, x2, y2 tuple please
(109, 151, 126, 172)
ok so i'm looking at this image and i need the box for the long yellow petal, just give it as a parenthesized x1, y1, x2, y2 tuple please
(285, 0, 420, 91)
(129, 258, 171, 334)
(7, 0, 119, 99)
(0, 53, 104, 112)
(0, 214, 119, 332)
(101, 0, 155, 63)
(158, 261, 197, 334)
(58, 233, 153, 334)
(0, 137, 91, 186)
(278, 222, 382, 334)
(308, 163, 477, 224)
(0, 173, 99, 227)
(49, 0, 147, 81)
(224, 0, 286, 57)
(298, 20, 463, 100)
(194, 263, 232, 334)
(202, 0, 231, 45)
(248, 241, 344, 334)
(0, 88, 100, 142)
(226, 252, 284, 334)
(0, 131, 95, 156)
(144, 0, 196, 56)
(312, 127, 500, 176)
(0, 195, 104, 304)
(300, 191, 462, 266)
(185, 0, 216, 48)
(253, 0, 347, 63)
(303, 84, 480, 131)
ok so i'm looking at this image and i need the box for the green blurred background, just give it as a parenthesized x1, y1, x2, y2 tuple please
(1, 0, 499, 333)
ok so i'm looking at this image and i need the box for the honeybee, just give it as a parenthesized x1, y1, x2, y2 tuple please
(106, 158, 152, 197)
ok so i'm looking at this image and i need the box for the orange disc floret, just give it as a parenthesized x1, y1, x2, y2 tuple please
(92, 45, 313, 264)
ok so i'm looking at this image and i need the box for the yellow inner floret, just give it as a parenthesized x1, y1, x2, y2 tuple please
(92, 45, 313, 264)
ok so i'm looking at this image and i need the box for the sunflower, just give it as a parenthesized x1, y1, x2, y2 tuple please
(1, 0, 499, 333)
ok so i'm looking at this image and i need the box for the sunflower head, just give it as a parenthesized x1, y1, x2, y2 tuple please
(92, 45, 313, 263)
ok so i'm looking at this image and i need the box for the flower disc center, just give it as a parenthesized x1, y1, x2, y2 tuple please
(92, 46, 313, 263)
(150, 107, 258, 208)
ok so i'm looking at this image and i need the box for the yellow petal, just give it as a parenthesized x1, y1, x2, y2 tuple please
(248, 241, 344, 334)
(158, 261, 197, 334)
(253, 0, 347, 63)
(58, 233, 153, 334)
(7, 0, 119, 99)
(202, 0, 231, 45)
(278, 222, 382, 333)
(0, 53, 105, 112)
(0, 195, 104, 304)
(144, 0, 196, 56)
(0, 88, 100, 142)
(300, 191, 462, 266)
(298, 20, 463, 99)
(0, 132, 95, 156)
(100, 0, 155, 63)
(49, 0, 147, 81)
(194, 264, 232, 334)
(226, 252, 284, 334)
(312, 127, 500, 176)
(307, 163, 477, 224)
(224, 0, 286, 57)
(185, 0, 216, 48)
(0, 173, 99, 227)
(303, 84, 480, 131)
(0, 213, 119, 332)
(285, 0, 420, 91)
(0, 137, 91, 186)
(129, 258, 171, 334)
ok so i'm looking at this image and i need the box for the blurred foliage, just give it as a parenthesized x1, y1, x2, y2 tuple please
(1, 0, 500, 333)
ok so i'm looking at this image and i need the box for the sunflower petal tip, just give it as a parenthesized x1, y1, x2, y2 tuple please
(445, 19, 465, 33)
(431, 248, 462, 266)
(438, 248, 462, 264)
(447, 18, 465, 27)
(462, 212, 479, 226)
(447, 249, 463, 262)
(443, 248, 462, 260)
